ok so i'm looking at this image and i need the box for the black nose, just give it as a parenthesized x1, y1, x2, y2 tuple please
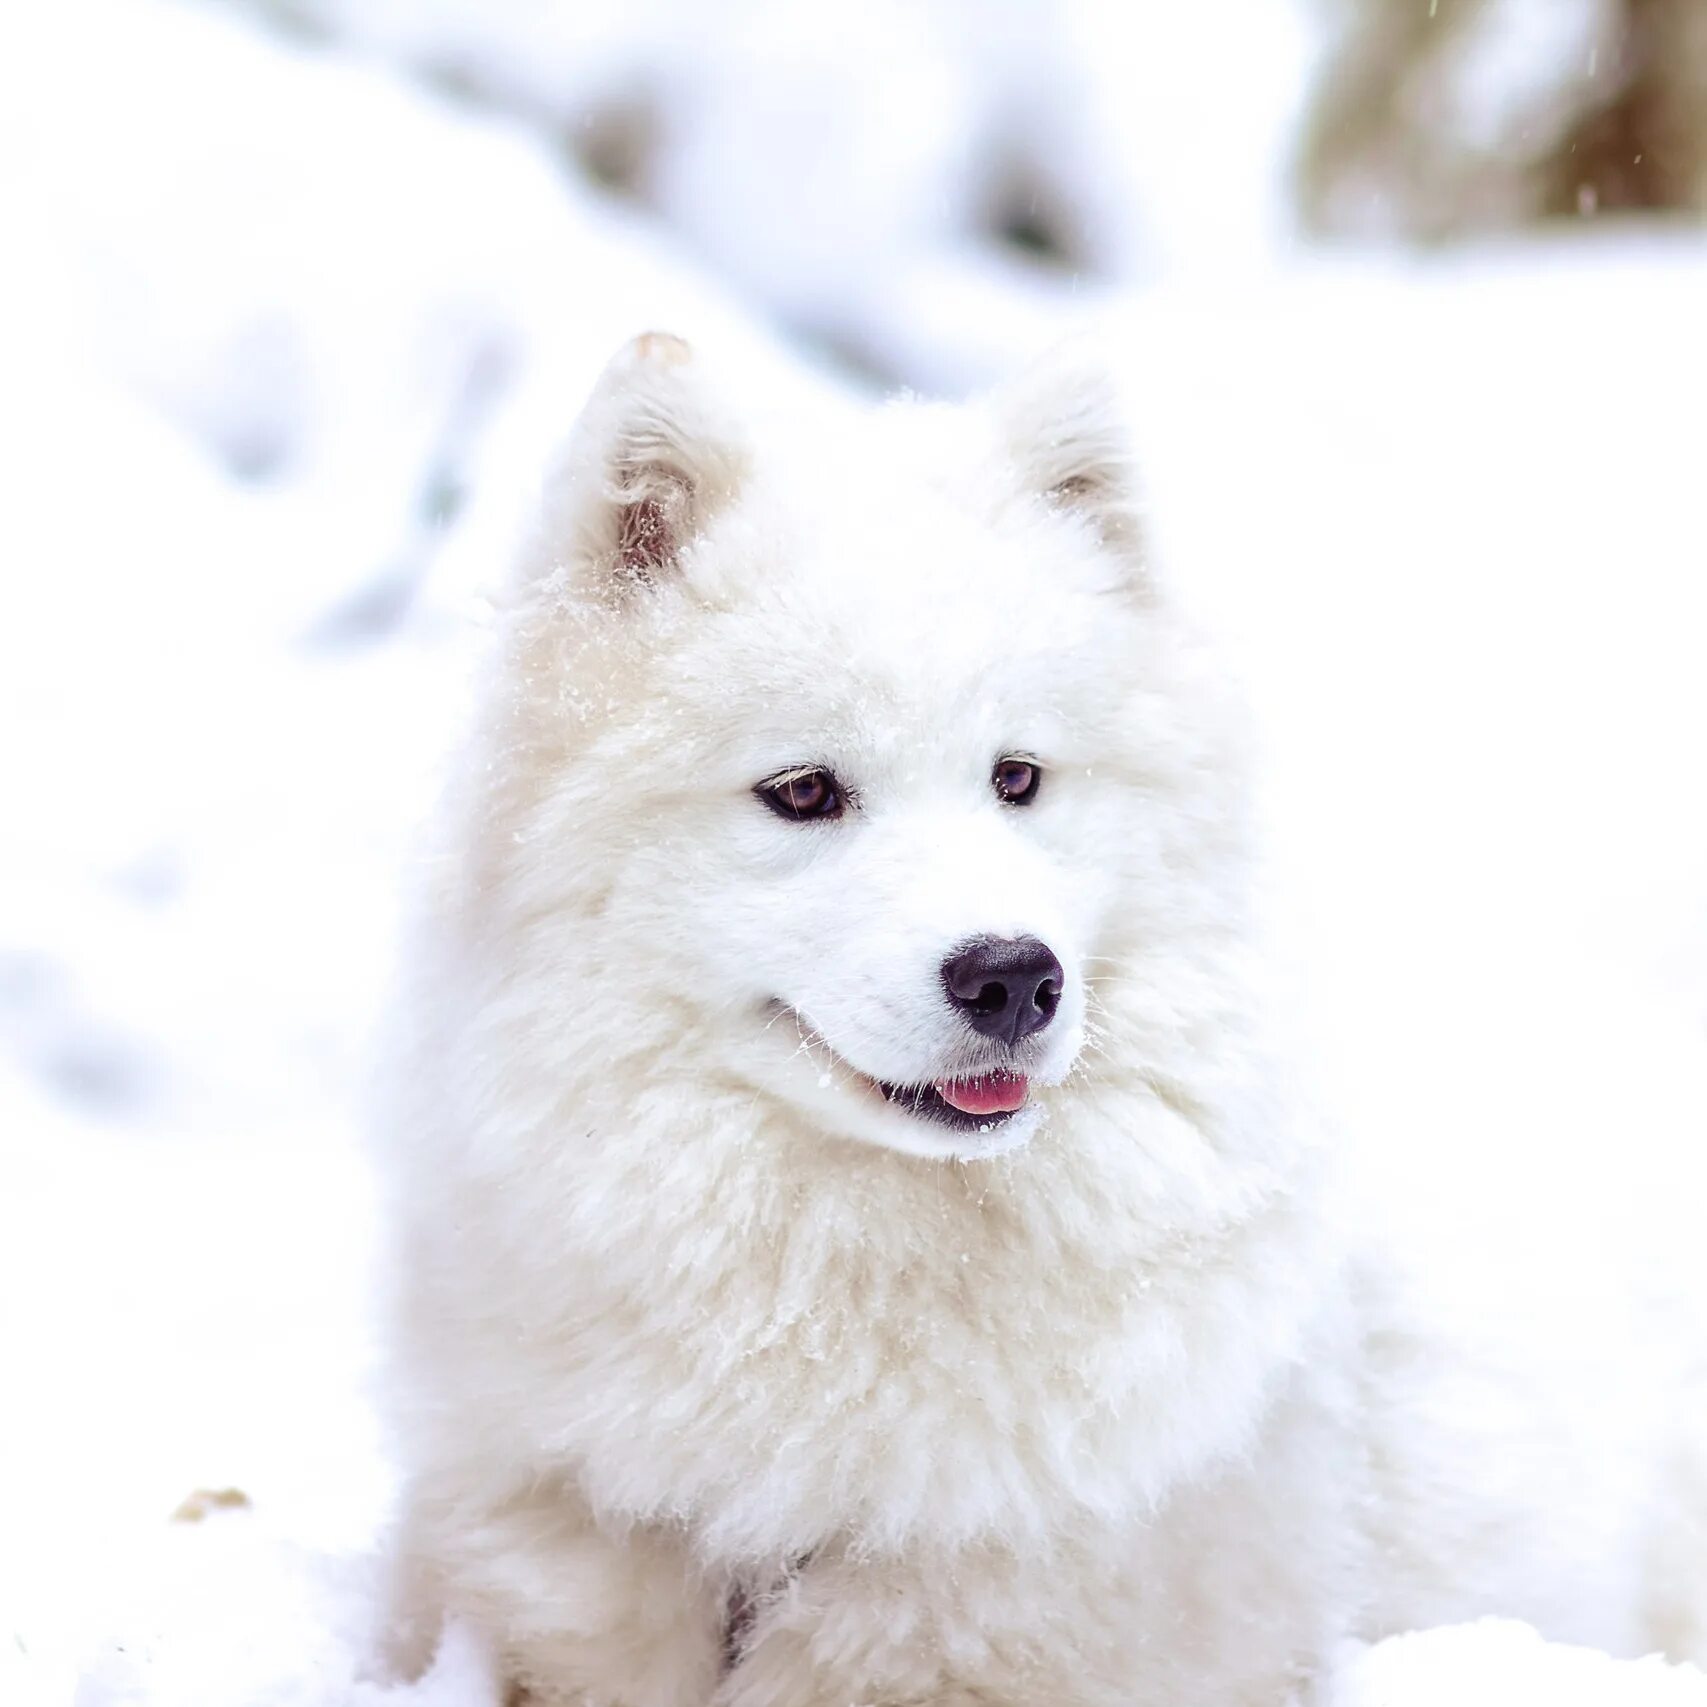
(941, 936, 1064, 1047)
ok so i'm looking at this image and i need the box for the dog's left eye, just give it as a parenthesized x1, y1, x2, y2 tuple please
(993, 757, 1041, 805)
(757, 769, 843, 822)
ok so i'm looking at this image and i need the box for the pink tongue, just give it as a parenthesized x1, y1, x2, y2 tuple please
(935, 1072, 1029, 1116)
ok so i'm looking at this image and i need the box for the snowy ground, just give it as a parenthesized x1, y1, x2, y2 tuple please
(2, 1, 1706, 1702)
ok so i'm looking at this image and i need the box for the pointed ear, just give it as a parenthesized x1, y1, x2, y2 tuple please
(549, 332, 749, 598)
(988, 337, 1144, 580)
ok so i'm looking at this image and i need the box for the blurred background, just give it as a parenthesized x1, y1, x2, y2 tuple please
(3, 1, 1705, 1698)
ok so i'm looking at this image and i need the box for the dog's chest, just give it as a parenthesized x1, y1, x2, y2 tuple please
(711, 1357, 1361, 1707)
(536, 1193, 1275, 1563)
(500, 1118, 1336, 1563)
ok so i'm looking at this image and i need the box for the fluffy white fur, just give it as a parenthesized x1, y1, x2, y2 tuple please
(375, 333, 1706, 1705)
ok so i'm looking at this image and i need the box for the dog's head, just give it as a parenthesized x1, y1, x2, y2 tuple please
(473, 332, 1248, 1161)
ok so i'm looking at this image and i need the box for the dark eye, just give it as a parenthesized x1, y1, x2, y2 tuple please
(993, 757, 1041, 805)
(757, 769, 843, 822)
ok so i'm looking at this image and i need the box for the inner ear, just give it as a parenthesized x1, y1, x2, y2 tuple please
(1047, 470, 1108, 512)
(615, 464, 694, 583)
(987, 336, 1144, 580)
(535, 331, 749, 602)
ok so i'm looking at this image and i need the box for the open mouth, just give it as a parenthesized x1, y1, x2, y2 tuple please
(770, 1004, 1037, 1137)
(878, 1070, 1030, 1132)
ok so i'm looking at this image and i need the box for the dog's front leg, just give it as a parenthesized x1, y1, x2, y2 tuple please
(386, 1485, 725, 1707)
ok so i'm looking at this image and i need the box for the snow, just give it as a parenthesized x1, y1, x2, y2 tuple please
(1330, 1623, 1707, 1707)
(2, 0, 1705, 1701)
(41, 1540, 1707, 1707)
(68, 1511, 502, 1707)
(239, 0, 1321, 391)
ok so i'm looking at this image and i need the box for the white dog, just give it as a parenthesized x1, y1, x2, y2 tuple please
(375, 331, 1706, 1705)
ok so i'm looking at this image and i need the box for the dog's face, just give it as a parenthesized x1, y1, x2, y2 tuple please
(496, 334, 1237, 1161)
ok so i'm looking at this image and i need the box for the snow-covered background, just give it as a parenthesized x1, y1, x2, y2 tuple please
(2, 1, 1705, 1702)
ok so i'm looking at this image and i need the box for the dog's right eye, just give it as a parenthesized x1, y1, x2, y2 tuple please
(757, 769, 843, 822)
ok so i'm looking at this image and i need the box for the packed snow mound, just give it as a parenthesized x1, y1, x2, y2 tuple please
(1329, 1621, 1707, 1706)
(3, 0, 825, 635)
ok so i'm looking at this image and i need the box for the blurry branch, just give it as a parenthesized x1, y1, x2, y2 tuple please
(1298, 0, 1707, 239)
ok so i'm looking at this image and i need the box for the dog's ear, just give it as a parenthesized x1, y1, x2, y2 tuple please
(989, 337, 1144, 583)
(550, 332, 749, 597)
